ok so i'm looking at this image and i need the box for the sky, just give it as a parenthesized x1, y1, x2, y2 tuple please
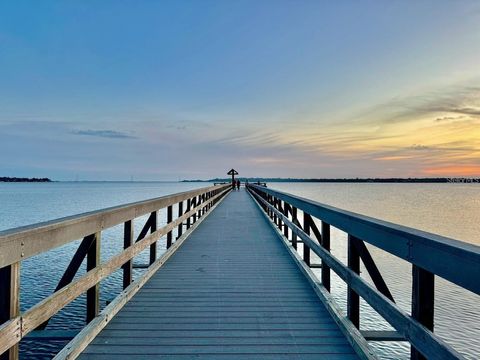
(0, 1, 479, 180)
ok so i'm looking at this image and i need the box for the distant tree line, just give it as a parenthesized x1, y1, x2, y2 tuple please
(0, 177, 52, 182)
(183, 177, 459, 183)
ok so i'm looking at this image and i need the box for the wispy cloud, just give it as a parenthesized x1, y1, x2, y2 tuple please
(347, 84, 480, 127)
(435, 116, 464, 122)
(71, 129, 137, 139)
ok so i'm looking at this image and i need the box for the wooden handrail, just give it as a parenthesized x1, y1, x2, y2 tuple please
(247, 184, 478, 360)
(0, 184, 228, 268)
(248, 184, 480, 295)
(0, 184, 231, 360)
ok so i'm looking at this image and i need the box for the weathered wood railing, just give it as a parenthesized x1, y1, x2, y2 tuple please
(247, 184, 480, 360)
(0, 184, 230, 360)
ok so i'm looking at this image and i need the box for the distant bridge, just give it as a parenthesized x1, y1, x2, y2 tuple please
(1, 181, 478, 359)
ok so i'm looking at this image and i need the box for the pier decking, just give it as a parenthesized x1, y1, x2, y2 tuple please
(78, 190, 358, 359)
(1, 182, 479, 360)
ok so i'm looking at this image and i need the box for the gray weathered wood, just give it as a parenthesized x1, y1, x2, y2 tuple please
(249, 185, 480, 296)
(249, 194, 375, 360)
(54, 189, 230, 360)
(177, 201, 183, 239)
(0, 186, 231, 358)
(0, 184, 229, 268)
(122, 221, 133, 289)
(249, 189, 463, 360)
(411, 265, 434, 360)
(351, 236, 394, 302)
(38, 234, 97, 330)
(75, 190, 359, 360)
(86, 232, 101, 323)
(149, 212, 157, 265)
(348, 235, 360, 329)
(321, 221, 331, 291)
(303, 212, 311, 266)
(0, 262, 19, 360)
(361, 330, 405, 341)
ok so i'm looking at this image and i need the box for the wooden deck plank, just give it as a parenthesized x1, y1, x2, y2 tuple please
(78, 190, 359, 359)
(82, 344, 356, 354)
(79, 354, 359, 360)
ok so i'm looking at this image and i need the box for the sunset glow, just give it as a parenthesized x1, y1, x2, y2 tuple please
(0, 1, 479, 180)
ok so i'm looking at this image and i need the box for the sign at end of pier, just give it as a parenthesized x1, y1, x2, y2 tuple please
(228, 169, 238, 183)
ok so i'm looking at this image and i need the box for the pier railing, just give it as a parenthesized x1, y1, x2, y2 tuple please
(0, 184, 230, 360)
(247, 184, 480, 360)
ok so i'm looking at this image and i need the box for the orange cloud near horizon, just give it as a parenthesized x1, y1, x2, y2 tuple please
(423, 166, 480, 177)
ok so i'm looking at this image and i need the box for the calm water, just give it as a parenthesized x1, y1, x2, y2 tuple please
(0, 182, 479, 359)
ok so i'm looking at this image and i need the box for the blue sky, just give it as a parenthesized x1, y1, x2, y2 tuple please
(1, 1, 479, 180)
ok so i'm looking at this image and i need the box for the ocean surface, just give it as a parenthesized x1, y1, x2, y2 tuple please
(0, 181, 478, 359)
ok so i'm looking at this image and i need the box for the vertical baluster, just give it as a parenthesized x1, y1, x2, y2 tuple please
(149, 211, 157, 265)
(197, 195, 202, 219)
(283, 203, 289, 238)
(303, 213, 311, 266)
(167, 205, 173, 249)
(0, 262, 20, 360)
(273, 198, 278, 225)
(192, 197, 197, 223)
(292, 206, 298, 250)
(321, 221, 331, 292)
(186, 199, 191, 229)
(411, 265, 434, 360)
(268, 195, 273, 218)
(122, 220, 133, 289)
(177, 201, 183, 239)
(347, 234, 360, 328)
(277, 200, 282, 230)
(265, 194, 269, 217)
(86, 231, 101, 323)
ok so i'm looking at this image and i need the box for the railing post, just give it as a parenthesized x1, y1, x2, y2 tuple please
(177, 201, 183, 239)
(86, 231, 101, 323)
(166, 206, 173, 247)
(273, 198, 278, 225)
(411, 265, 434, 360)
(321, 221, 331, 292)
(0, 262, 20, 360)
(292, 206, 298, 250)
(277, 200, 283, 231)
(283, 203, 289, 238)
(268, 195, 273, 218)
(347, 234, 360, 328)
(261, 191, 268, 212)
(192, 197, 197, 223)
(149, 211, 157, 265)
(303, 213, 311, 266)
(197, 195, 202, 219)
(122, 220, 133, 289)
(186, 199, 191, 229)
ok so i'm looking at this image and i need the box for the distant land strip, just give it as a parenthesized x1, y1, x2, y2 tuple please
(183, 177, 478, 183)
(0, 177, 52, 182)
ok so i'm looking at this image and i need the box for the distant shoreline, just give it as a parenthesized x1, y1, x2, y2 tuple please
(2, 177, 477, 184)
(183, 177, 478, 183)
(0, 177, 52, 182)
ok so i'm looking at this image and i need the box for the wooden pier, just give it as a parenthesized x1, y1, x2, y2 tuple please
(78, 189, 359, 359)
(1, 182, 479, 359)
